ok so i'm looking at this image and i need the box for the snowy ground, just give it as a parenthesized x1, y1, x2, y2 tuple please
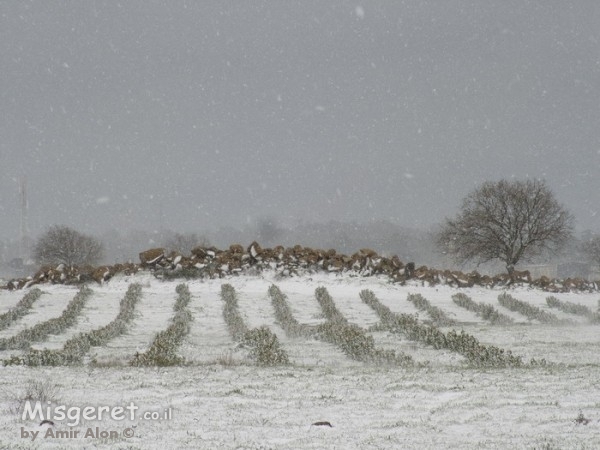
(0, 271, 599, 449)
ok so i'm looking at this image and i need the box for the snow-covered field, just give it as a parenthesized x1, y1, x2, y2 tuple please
(0, 272, 599, 449)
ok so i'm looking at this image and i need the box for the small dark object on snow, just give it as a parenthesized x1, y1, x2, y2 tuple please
(575, 412, 590, 425)
(40, 420, 55, 426)
(312, 421, 333, 427)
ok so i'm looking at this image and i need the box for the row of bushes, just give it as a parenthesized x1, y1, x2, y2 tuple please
(0, 288, 43, 331)
(313, 287, 413, 366)
(452, 293, 514, 325)
(268, 285, 316, 338)
(406, 293, 456, 326)
(220, 284, 250, 341)
(314, 287, 349, 325)
(220, 284, 289, 366)
(3, 284, 143, 366)
(359, 290, 528, 367)
(241, 326, 290, 367)
(131, 284, 193, 366)
(546, 296, 600, 324)
(497, 293, 570, 325)
(0, 286, 92, 350)
(269, 284, 411, 365)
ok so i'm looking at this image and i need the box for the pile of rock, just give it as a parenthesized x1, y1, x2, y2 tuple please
(141, 243, 413, 280)
(409, 267, 598, 292)
(4, 262, 139, 290)
(2, 242, 599, 293)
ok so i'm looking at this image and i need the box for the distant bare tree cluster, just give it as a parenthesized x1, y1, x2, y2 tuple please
(436, 179, 573, 274)
(581, 234, 600, 268)
(162, 232, 208, 255)
(23, 179, 583, 280)
(256, 218, 281, 246)
(32, 225, 103, 267)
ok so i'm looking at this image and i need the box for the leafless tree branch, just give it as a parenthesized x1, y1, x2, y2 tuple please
(32, 225, 104, 267)
(436, 179, 573, 274)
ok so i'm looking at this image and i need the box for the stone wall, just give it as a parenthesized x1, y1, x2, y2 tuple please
(2, 242, 599, 293)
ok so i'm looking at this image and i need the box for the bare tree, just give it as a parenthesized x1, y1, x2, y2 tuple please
(33, 225, 104, 267)
(436, 179, 574, 274)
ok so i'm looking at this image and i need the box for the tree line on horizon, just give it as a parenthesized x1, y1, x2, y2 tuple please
(2, 179, 600, 278)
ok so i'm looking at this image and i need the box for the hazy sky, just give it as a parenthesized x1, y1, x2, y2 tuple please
(1, 1, 599, 241)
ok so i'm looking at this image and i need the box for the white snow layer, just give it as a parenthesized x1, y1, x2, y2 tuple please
(0, 271, 598, 449)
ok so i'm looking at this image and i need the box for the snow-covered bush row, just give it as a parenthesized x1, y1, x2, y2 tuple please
(360, 290, 528, 367)
(498, 293, 570, 325)
(313, 286, 348, 325)
(173, 283, 192, 312)
(316, 320, 413, 366)
(220, 284, 250, 341)
(0, 288, 43, 331)
(0, 286, 92, 350)
(313, 287, 414, 366)
(220, 284, 289, 366)
(241, 326, 289, 366)
(407, 293, 456, 326)
(131, 284, 193, 366)
(3, 283, 143, 366)
(269, 283, 406, 365)
(267, 285, 317, 338)
(452, 293, 514, 325)
(545, 296, 600, 324)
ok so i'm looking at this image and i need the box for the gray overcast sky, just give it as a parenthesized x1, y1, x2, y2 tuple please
(1, 1, 599, 241)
